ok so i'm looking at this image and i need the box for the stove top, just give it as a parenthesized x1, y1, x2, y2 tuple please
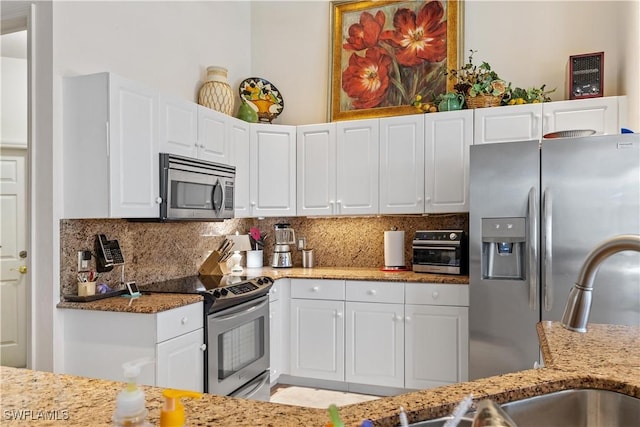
(141, 274, 274, 313)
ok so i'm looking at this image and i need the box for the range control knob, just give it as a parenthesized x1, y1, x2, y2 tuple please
(263, 277, 273, 284)
(449, 232, 458, 240)
(212, 290, 221, 298)
(220, 288, 229, 296)
(257, 278, 264, 285)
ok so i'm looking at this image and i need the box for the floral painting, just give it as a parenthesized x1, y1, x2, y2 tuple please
(330, 0, 461, 121)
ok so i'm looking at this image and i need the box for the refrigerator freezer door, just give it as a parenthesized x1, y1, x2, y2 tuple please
(469, 140, 541, 380)
(540, 134, 640, 326)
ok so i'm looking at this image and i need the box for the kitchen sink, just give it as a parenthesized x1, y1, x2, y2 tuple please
(408, 389, 640, 427)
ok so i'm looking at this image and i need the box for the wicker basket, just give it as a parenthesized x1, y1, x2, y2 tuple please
(465, 94, 503, 109)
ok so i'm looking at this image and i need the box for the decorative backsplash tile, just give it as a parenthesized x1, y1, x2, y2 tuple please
(60, 214, 467, 296)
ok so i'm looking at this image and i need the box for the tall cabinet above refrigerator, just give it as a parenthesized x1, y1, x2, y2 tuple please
(469, 134, 640, 380)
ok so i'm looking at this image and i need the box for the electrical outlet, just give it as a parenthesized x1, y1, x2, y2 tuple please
(77, 250, 91, 272)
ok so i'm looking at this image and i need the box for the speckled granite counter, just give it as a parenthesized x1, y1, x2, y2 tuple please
(56, 293, 203, 313)
(243, 266, 469, 284)
(2, 321, 638, 426)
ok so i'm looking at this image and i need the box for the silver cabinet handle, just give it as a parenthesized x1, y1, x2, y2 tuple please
(528, 186, 538, 310)
(543, 187, 553, 311)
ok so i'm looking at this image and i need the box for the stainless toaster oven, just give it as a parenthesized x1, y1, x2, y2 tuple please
(412, 230, 467, 275)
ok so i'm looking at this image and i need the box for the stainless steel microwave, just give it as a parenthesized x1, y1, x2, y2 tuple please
(160, 153, 235, 221)
(412, 230, 467, 275)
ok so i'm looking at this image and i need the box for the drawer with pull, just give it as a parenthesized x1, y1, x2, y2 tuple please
(405, 283, 469, 306)
(346, 281, 404, 304)
(291, 279, 345, 300)
(156, 302, 203, 342)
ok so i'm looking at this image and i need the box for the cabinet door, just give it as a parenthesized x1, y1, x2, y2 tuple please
(197, 105, 229, 164)
(108, 74, 160, 218)
(336, 119, 379, 215)
(156, 328, 204, 392)
(424, 110, 473, 213)
(345, 302, 404, 387)
(297, 123, 337, 215)
(230, 118, 251, 218)
(542, 96, 619, 135)
(250, 124, 297, 217)
(269, 295, 282, 386)
(159, 94, 198, 158)
(473, 104, 542, 144)
(405, 304, 468, 389)
(379, 115, 425, 214)
(290, 299, 344, 381)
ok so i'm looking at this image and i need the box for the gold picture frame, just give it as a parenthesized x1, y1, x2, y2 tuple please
(329, 0, 462, 122)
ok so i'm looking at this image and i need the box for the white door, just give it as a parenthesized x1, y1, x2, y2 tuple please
(0, 148, 28, 367)
(424, 110, 473, 213)
(473, 103, 543, 144)
(296, 123, 337, 216)
(197, 105, 228, 164)
(336, 119, 379, 215)
(158, 94, 198, 158)
(405, 304, 469, 389)
(230, 118, 251, 218)
(345, 302, 404, 387)
(379, 114, 425, 214)
(290, 299, 344, 381)
(542, 96, 619, 135)
(250, 123, 296, 217)
(156, 328, 204, 392)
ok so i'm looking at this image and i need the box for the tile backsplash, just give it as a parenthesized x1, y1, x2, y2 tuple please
(60, 214, 467, 296)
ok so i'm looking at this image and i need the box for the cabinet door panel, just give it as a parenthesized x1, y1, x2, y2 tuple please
(156, 329, 204, 392)
(424, 110, 472, 213)
(473, 104, 542, 144)
(405, 304, 468, 389)
(230, 119, 251, 217)
(345, 302, 404, 387)
(380, 115, 425, 214)
(542, 97, 618, 135)
(290, 299, 344, 381)
(159, 95, 198, 157)
(198, 106, 228, 164)
(297, 123, 337, 215)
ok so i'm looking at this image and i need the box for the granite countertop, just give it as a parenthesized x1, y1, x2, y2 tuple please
(56, 293, 203, 313)
(2, 321, 638, 426)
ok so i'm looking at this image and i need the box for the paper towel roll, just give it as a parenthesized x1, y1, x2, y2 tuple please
(384, 230, 405, 268)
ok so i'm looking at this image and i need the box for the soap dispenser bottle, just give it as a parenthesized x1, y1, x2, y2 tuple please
(160, 389, 202, 427)
(113, 358, 153, 427)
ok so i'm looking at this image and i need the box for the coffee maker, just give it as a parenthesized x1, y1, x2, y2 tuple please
(271, 223, 295, 268)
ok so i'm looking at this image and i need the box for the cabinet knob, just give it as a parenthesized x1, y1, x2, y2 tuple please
(312, 286, 319, 292)
(393, 314, 403, 322)
(425, 196, 431, 203)
(336, 311, 343, 318)
(156, 197, 163, 204)
(181, 317, 188, 325)
(368, 289, 377, 296)
(432, 291, 439, 299)
(405, 316, 411, 323)
(200, 344, 207, 351)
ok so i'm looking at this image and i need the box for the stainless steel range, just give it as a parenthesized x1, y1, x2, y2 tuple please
(143, 274, 273, 400)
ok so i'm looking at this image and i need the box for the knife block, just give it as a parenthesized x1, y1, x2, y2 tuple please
(198, 250, 228, 276)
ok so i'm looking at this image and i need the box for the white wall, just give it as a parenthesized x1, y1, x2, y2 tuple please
(0, 57, 28, 146)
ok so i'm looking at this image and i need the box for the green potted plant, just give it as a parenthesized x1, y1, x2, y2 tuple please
(447, 50, 507, 108)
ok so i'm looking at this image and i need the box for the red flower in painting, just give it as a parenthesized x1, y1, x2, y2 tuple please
(380, 1, 447, 67)
(342, 48, 392, 109)
(343, 10, 385, 51)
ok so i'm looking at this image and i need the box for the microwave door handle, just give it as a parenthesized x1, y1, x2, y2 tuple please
(414, 246, 458, 251)
(212, 179, 223, 213)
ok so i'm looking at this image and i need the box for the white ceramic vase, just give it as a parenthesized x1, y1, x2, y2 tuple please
(198, 66, 234, 115)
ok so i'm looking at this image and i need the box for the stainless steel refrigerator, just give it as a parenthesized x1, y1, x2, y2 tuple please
(469, 134, 640, 380)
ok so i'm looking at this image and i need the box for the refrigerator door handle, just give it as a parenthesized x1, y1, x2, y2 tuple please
(528, 186, 538, 310)
(543, 187, 553, 311)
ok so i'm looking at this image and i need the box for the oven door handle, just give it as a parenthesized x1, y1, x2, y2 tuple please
(413, 246, 458, 251)
(230, 371, 270, 400)
(211, 296, 268, 322)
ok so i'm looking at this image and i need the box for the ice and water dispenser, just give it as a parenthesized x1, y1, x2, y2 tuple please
(481, 218, 526, 280)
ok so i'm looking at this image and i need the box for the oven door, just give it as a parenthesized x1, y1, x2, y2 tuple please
(207, 295, 270, 397)
(413, 245, 462, 273)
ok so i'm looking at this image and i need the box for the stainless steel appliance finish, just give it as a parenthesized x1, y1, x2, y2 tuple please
(160, 153, 235, 221)
(142, 274, 273, 396)
(412, 230, 467, 275)
(208, 295, 270, 399)
(469, 134, 640, 380)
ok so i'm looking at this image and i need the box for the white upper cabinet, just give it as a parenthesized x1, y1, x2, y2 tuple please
(250, 123, 297, 217)
(63, 72, 160, 219)
(473, 103, 543, 144)
(159, 94, 198, 158)
(297, 123, 337, 216)
(159, 95, 229, 164)
(542, 96, 620, 135)
(379, 115, 425, 214)
(424, 110, 473, 213)
(336, 119, 379, 215)
(229, 118, 252, 218)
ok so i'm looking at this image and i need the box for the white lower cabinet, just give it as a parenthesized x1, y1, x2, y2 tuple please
(270, 278, 290, 386)
(63, 302, 204, 392)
